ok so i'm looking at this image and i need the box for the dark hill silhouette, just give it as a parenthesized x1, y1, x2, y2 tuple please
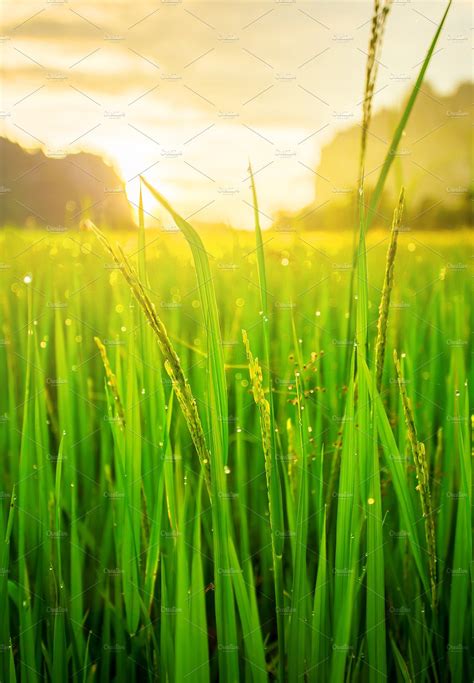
(275, 81, 472, 231)
(0, 137, 135, 230)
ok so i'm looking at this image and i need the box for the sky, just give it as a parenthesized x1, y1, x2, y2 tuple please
(0, 0, 471, 228)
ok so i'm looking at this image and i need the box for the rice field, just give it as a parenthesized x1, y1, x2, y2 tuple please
(0, 216, 471, 682)
(0, 1, 471, 681)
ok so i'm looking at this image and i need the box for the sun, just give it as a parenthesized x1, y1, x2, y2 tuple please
(110, 142, 172, 229)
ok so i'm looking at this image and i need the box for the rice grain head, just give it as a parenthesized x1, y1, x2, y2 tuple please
(94, 336, 125, 429)
(360, 0, 392, 180)
(375, 187, 405, 392)
(393, 349, 437, 607)
(286, 417, 298, 487)
(242, 329, 272, 486)
(88, 220, 212, 497)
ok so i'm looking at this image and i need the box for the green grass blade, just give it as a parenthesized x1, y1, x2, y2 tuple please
(448, 382, 470, 680)
(390, 635, 412, 683)
(137, 181, 147, 283)
(366, 405, 387, 682)
(188, 481, 210, 683)
(0, 487, 15, 681)
(309, 506, 329, 680)
(360, 358, 429, 594)
(287, 375, 310, 681)
(248, 164, 285, 681)
(228, 538, 267, 682)
(140, 176, 228, 462)
(332, 352, 360, 682)
(140, 177, 239, 681)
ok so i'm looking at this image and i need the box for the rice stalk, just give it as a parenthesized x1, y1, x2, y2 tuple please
(242, 329, 281, 556)
(88, 221, 212, 496)
(94, 336, 125, 429)
(346, 0, 392, 374)
(393, 350, 437, 607)
(248, 165, 286, 682)
(374, 187, 405, 391)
